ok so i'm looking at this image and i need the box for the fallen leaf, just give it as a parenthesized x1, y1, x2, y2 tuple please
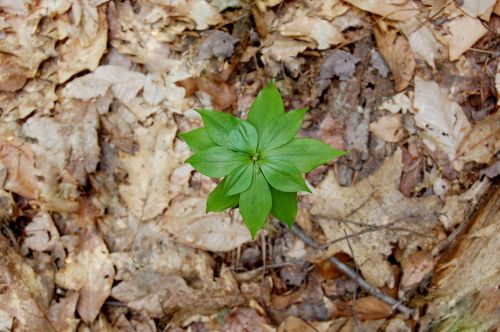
(164, 197, 252, 252)
(374, 26, 416, 91)
(0, 234, 53, 331)
(55, 226, 115, 324)
(23, 212, 60, 252)
(413, 77, 472, 160)
(370, 115, 406, 142)
(279, 16, 345, 50)
(310, 149, 442, 287)
(56, 4, 108, 83)
(343, 0, 419, 21)
(407, 24, 442, 69)
(48, 292, 80, 332)
(0, 138, 40, 199)
(336, 296, 393, 320)
(379, 92, 412, 114)
(118, 114, 180, 221)
(458, 0, 496, 18)
(445, 14, 488, 61)
(64, 65, 146, 103)
(400, 250, 436, 292)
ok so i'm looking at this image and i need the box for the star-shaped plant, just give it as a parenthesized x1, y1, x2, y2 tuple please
(179, 82, 346, 238)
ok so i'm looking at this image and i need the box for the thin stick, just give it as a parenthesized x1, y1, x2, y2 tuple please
(291, 225, 416, 317)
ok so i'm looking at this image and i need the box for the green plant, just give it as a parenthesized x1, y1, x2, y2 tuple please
(179, 82, 346, 238)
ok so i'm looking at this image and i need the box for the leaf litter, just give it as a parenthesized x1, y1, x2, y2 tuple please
(0, 0, 498, 330)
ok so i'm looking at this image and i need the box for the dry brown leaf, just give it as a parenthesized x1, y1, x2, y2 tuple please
(343, 0, 418, 21)
(0, 234, 54, 331)
(110, 223, 244, 323)
(64, 65, 146, 103)
(164, 197, 252, 252)
(256, 0, 283, 12)
(118, 115, 180, 221)
(400, 250, 436, 292)
(369, 115, 406, 142)
(379, 92, 412, 114)
(279, 16, 345, 50)
(407, 24, 443, 69)
(458, 0, 496, 18)
(55, 226, 115, 324)
(310, 149, 442, 287)
(47, 292, 80, 332)
(56, 5, 108, 83)
(0, 138, 39, 199)
(445, 15, 488, 61)
(456, 111, 500, 167)
(414, 77, 472, 160)
(23, 212, 60, 252)
(374, 26, 415, 91)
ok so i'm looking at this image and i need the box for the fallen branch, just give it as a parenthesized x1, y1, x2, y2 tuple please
(291, 224, 416, 317)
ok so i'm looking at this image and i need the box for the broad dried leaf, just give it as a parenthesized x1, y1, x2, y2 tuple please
(0, 138, 39, 199)
(64, 65, 146, 103)
(279, 16, 344, 50)
(119, 115, 181, 221)
(414, 77, 472, 160)
(0, 234, 53, 331)
(310, 150, 442, 287)
(456, 112, 500, 167)
(164, 197, 251, 252)
(48, 292, 80, 332)
(458, 0, 496, 18)
(374, 26, 415, 91)
(55, 226, 115, 324)
(343, 0, 418, 20)
(369, 115, 405, 142)
(445, 15, 488, 61)
(407, 24, 442, 69)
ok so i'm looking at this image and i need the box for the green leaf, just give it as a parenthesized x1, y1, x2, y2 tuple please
(207, 178, 239, 212)
(239, 167, 272, 238)
(196, 109, 239, 150)
(229, 120, 259, 154)
(263, 138, 347, 172)
(186, 146, 248, 178)
(178, 127, 216, 154)
(259, 159, 310, 193)
(224, 161, 254, 196)
(258, 108, 307, 152)
(247, 81, 285, 136)
(270, 188, 297, 229)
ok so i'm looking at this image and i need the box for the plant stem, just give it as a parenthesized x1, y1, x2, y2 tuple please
(290, 224, 416, 317)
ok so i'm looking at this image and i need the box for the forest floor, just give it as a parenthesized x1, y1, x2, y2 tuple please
(0, 0, 499, 331)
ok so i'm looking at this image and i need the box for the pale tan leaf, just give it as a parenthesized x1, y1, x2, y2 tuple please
(63, 65, 146, 103)
(458, 0, 496, 17)
(183, 0, 223, 30)
(407, 24, 442, 69)
(279, 16, 345, 50)
(374, 26, 415, 91)
(119, 115, 180, 221)
(0, 234, 53, 331)
(164, 197, 251, 252)
(0, 139, 39, 199)
(55, 226, 114, 323)
(445, 15, 488, 61)
(48, 292, 80, 332)
(456, 112, 500, 167)
(379, 92, 412, 114)
(414, 77, 472, 160)
(369, 115, 406, 142)
(23, 212, 60, 252)
(343, 0, 418, 21)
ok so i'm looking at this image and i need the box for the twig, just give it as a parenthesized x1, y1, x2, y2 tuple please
(291, 224, 416, 317)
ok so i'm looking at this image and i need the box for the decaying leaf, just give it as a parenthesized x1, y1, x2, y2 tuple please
(456, 111, 500, 167)
(0, 234, 53, 331)
(47, 292, 80, 332)
(118, 115, 180, 221)
(413, 77, 472, 160)
(343, 0, 418, 21)
(369, 115, 406, 142)
(458, 0, 497, 18)
(310, 149, 442, 287)
(64, 65, 146, 103)
(444, 14, 488, 61)
(0, 138, 39, 199)
(164, 197, 252, 252)
(374, 26, 416, 91)
(279, 16, 345, 50)
(55, 226, 115, 324)
(23, 212, 60, 252)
